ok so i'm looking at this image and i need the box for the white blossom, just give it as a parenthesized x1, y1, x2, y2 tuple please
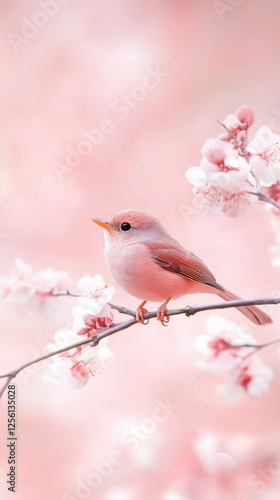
(248, 126, 280, 186)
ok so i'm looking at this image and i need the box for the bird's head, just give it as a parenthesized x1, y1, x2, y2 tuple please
(92, 209, 165, 248)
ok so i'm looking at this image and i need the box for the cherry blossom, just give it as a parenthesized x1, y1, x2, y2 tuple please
(0, 258, 72, 313)
(195, 315, 273, 402)
(76, 311, 114, 337)
(248, 126, 280, 186)
(235, 105, 255, 127)
(13, 258, 32, 281)
(45, 332, 113, 389)
(41, 271, 115, 388)
(220, 106, 254, 138)
(194, 432, 236, 477)
(45, 303, 114, 389)
(202, 138, 226, 164)
(0, 258, 32, 299)
(186, 142, 252, 217)
(77, 273, 114, 315)
(223, 113, 244, 135)
(31, 267, 71, 294)
(217, 355, 273, 402)
(185, 106, 280, 216)
(267, 180, 280, 205)
(195, 315, 257, 372)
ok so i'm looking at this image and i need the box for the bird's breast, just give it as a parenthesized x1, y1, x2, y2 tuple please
(105, 242, 192, 302)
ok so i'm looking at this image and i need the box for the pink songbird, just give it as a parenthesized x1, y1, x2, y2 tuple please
(93, 209, 272, 326)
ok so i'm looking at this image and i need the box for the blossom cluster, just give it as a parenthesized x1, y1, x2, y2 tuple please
(46, 273, 115, 389)
(186, 105, 280, 217)
(195, 315, 273, 402)
(0, 259, 115, 389)
(0, 258, 71, 314)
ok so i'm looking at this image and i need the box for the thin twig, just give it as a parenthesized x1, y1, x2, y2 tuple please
(229, 338, 280, 361)
(51, 290, 82, 298)
(1, 296, 280, 398)
(217, 120, 242, 146)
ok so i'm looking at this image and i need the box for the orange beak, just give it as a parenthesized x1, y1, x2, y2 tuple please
(92, 218, 116, 231)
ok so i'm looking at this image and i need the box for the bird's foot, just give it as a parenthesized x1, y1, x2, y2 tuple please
(136, 301, 149, 325)
(157, 298, 171, 326)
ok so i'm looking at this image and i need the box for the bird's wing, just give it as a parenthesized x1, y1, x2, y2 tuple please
(152, 244, 224, 292)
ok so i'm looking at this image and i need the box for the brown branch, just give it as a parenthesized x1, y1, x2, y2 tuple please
(1, 296, 280, 398)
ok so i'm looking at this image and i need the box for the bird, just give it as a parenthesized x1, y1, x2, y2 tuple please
(92, 209, 272, 326)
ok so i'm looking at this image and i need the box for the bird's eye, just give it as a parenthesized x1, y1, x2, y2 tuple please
(121, 222, 131, 231)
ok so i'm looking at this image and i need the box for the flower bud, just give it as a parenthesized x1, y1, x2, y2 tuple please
(217, 133, 231, 142)
(202, 138, 226, 164)
(237, 130, 246, 142)
(236, 105, 254, 127)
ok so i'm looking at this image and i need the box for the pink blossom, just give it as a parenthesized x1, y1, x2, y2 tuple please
(223, 113, 244, 135)
(196, 186, 251, 217)
(196, 316, 272, 402)
(45, 340, 113, 388)
(237, 130, 247, 143)
(217, 132, 232, 142)
(0, 259, 72, 313)
(32, 268, 71, 295)
(70, 361, 89, 389)
(0, 258, 33, 299)
(186, 149, 252, 217)
(235, 105, 254, 127)
(77, 311, 114, 337)
(13, 258, 32, 281)
(45, 307, 114, 389)
(266, 181, 280, 205)
(195, 315, 257, 372)
(217, 356, 273, 402)
(201, 138, 226, 165)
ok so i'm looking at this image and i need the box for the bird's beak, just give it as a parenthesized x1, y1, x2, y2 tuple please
(92, 218, 116, 231)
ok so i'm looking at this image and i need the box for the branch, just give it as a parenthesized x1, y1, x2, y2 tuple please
(1, 296, 280, 399)
(217, 120, 242, 146)
(51, 290, 82, 298)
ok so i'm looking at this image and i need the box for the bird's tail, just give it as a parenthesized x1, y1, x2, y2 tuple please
(217, 289, 272, 326)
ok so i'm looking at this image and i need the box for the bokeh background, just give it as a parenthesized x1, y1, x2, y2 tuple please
(1, 1, 280, 499)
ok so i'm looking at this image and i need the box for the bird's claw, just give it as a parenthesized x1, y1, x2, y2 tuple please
(156, 306, 170, 326)
(161, 316, 170, 327)
(136, 305, 149, 325)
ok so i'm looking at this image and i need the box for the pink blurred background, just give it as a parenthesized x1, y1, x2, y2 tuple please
(1, 1, 280, 499)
